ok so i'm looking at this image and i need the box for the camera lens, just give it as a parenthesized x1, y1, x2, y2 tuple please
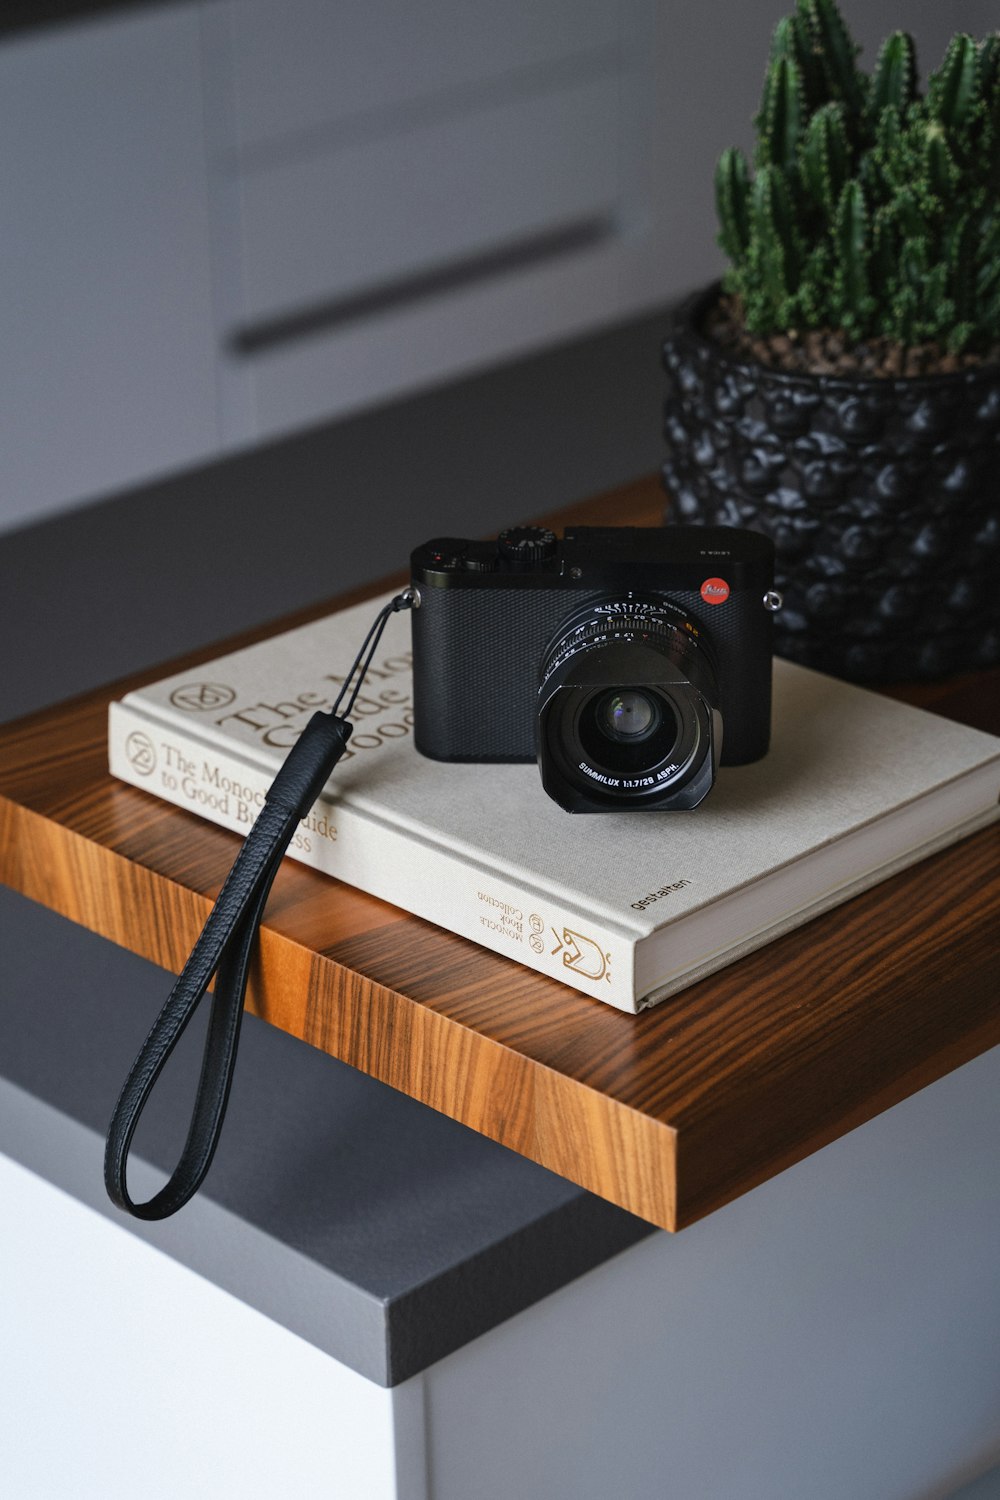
(572, 683, 685, 781)
(536, 596, 722, 811)
(599, 690, 660, 741)
(578, 690, 680, 780)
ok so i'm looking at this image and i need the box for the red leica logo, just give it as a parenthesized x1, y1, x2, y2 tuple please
(700, 577, 730, 605)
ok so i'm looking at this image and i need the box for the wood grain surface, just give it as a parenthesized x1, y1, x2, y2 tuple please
(2, 475, 998, 1231)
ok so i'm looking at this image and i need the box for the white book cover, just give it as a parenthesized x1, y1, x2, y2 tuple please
(108, 591, 1000, 1013)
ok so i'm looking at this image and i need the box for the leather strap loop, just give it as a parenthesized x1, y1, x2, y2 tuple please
(104, 712, 353, 1219)
(105, 591, 414, 1220)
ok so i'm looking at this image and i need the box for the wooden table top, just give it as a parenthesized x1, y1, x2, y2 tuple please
(2, 475, 998, 1232)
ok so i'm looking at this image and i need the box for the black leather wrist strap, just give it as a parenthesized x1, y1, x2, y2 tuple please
(105, 592, 413, 1220)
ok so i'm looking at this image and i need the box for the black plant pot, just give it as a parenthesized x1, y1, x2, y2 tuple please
(662, 284, 1000, 682)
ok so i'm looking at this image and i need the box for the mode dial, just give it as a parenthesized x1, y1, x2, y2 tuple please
(497, 526, 557, 568)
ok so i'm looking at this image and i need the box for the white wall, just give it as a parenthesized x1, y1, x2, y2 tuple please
(421, 1042, 1000, 1500)
(0, 1150, 427, 1500)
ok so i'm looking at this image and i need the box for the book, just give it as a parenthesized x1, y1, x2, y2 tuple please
(108, 591, 1000, 1013)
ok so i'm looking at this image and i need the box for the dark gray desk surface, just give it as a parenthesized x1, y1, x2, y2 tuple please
(0, 310, 667, 1386)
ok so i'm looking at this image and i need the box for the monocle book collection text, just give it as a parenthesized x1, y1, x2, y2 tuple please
(109, 592, 1000, 1013)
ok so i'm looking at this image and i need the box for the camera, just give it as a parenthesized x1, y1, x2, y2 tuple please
(410, 524, 778, 812)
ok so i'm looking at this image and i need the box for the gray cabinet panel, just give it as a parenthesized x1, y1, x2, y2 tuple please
(226, 0, 620, 151)
(240, 242, 617, 435)
(234, 77, 620, 329)
(0, 7, 217, 531)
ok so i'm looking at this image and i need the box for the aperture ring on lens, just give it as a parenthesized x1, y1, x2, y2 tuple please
(540, 598, 715, 692)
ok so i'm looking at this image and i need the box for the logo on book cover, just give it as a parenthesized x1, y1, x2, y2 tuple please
(125, 731, 156, 777)
(550, 926, 612, 984)
(169, 682, 237, 712)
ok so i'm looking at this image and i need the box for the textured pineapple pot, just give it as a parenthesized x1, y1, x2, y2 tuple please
(662, 285, 1000, 682)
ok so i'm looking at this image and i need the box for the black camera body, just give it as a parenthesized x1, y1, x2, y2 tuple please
(410, 524, 777, 812)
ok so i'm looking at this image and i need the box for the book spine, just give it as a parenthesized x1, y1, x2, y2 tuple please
(108, 701, 640, 1012)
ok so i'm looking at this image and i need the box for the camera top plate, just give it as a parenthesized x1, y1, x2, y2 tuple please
(412, 524, 773, 594)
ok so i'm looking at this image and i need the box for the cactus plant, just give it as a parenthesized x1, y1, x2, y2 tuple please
(716, 0, 1000, 355)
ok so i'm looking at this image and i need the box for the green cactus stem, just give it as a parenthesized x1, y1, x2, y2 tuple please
(796, 0, 865, 116)
(929, 34, 979, 130)
(800, 103, 849, 215)
(756, 54, 806, 173)
(946, 212, 978, 331)
(871, 31, 916, 115)
(924, 123, 957, 200)
(715, 148, 751, 262)
(775, 12, 826, 108)
(832, 178, 869, 329)
(749, 166, 800, 312)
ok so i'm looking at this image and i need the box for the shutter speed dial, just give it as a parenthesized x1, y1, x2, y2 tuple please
(497, 527, 557, 568)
